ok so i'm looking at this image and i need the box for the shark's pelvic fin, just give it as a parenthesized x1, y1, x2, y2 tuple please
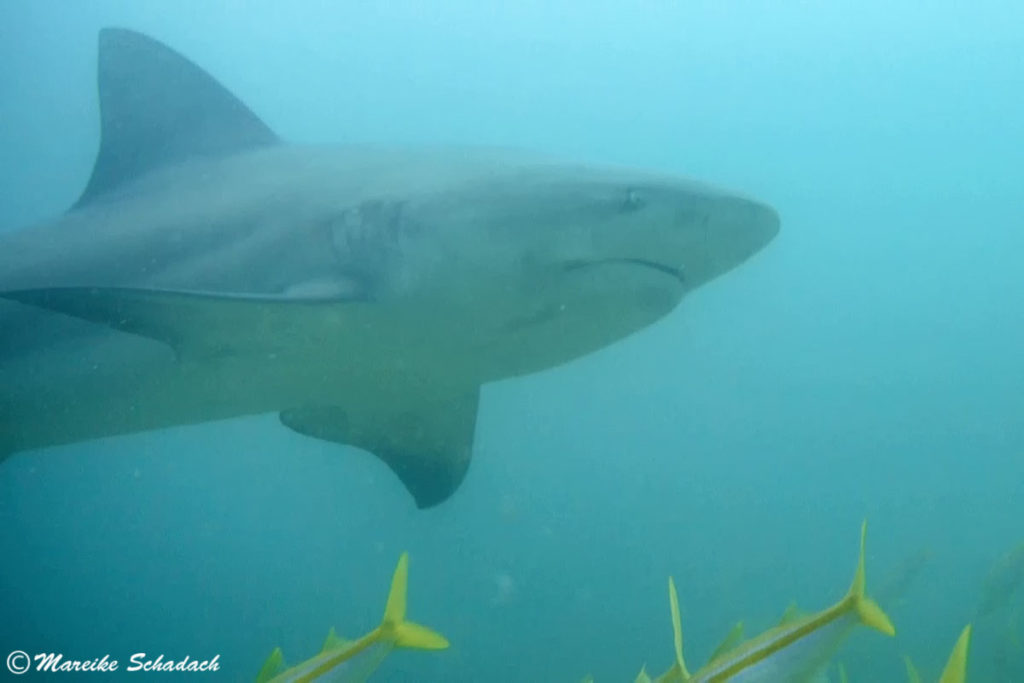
(280, 389, 479, 509)
(74, 27, 279, 209)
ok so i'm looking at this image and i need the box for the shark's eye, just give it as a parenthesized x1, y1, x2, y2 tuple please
(622, 188, 645, 212)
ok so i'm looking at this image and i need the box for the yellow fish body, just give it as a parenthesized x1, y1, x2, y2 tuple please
(656, 521, 894, 682)
(255, 553, 448, 683)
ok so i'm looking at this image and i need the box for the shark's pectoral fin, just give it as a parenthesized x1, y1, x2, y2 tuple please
(0, 286, 359, 360)
(279, 390, 479, 509)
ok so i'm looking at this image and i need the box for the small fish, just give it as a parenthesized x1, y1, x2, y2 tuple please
(876, 548, 932, 608)
(653, 521, 894, 682)
(255, 553, 448, 682)
(976, 542, 1024, 618)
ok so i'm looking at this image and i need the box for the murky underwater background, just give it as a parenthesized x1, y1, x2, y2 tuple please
(1, 1, 1022, 680)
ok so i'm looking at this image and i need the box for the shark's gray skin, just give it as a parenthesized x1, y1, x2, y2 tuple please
(0, 28, 779, 508)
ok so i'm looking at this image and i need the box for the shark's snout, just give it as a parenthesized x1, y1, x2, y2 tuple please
(730, 198, 780, 260)
(751, 199, 781, 245)
(693, 194, 779, 284)
(556, 180, 779, 295)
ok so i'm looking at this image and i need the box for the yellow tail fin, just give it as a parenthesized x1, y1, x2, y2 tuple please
(378, 552, 450, 651)
(847, 520, 896, 636)
(938, 624, 971, 683)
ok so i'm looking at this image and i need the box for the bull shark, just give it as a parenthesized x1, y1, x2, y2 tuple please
(0, 28, 779, 508)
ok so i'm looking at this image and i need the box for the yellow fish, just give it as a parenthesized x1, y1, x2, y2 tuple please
(255, 552, 448, 682)
(653, 521, 894, 682)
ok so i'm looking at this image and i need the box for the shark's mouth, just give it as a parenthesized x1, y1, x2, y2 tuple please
(562, 258, 686, 284)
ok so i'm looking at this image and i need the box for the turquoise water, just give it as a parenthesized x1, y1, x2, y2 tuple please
(1, 1, 1022, 680)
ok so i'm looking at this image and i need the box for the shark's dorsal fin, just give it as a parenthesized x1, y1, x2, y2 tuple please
(74, 27, 279, 209)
